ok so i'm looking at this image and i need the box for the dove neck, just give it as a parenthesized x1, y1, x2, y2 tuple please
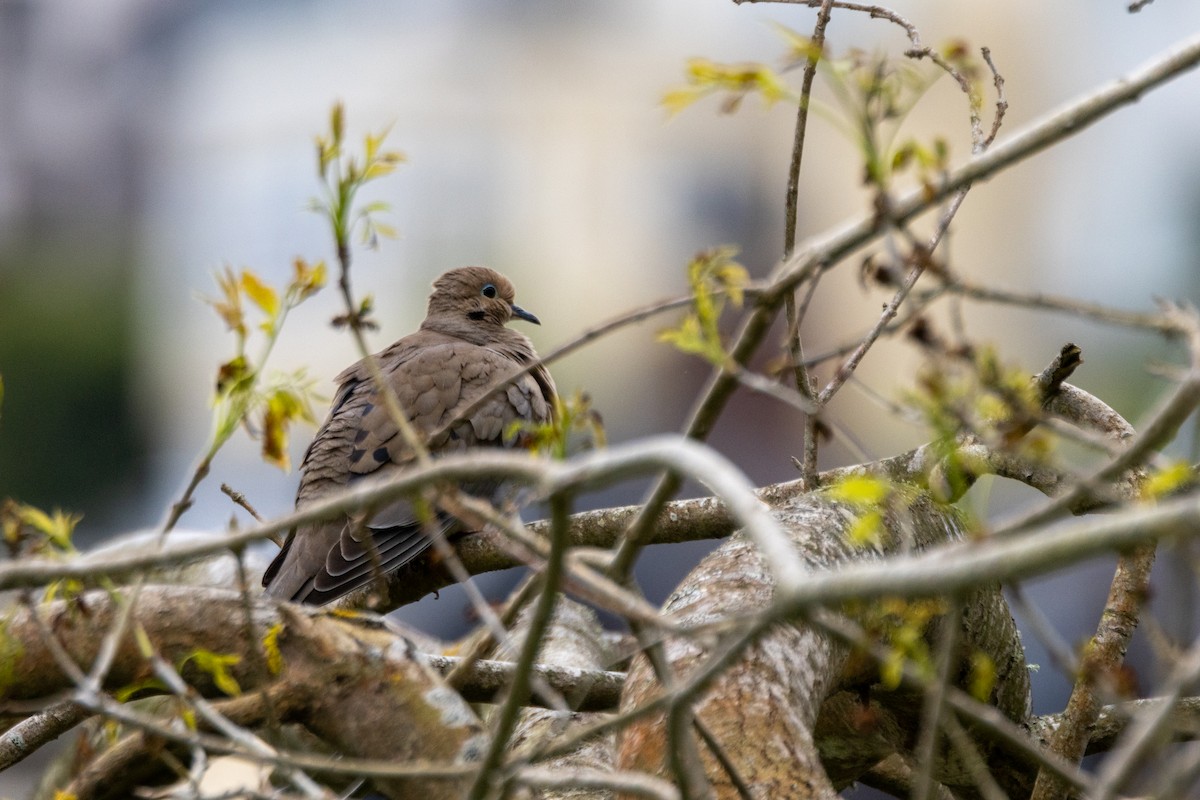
(420, 314, 536, 353)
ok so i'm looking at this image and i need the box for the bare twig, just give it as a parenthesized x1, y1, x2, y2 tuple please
(1004, 583, 1080, 679)
(1092, 635, 1200, 800)
(783, 0, 833, 255)
(943, 276, 1178, 333)
(778, 0, 834, 495)
(938, 712, 1011, 800)
(220, 482, 265, 523)
(466, 493, 572, 800)
(980, 46, 1008, 149)
(912, 599, 962, 800)
(694, 715, 756, 800)
(162, 454, 213, 534)
(666, 695, 717, 800)
(513, 765, 680, 800)
(429, 653, 625, 713)
(0, 701, 89, 771)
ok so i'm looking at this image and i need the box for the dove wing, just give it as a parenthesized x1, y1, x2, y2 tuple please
(262, 335, 554, 604)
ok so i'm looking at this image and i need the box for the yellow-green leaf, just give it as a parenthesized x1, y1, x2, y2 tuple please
(180, 706, 198, 731)
(658, 247, 746, 367)
(968, 650, 997, 702)
(715, 263, 749, 307)
(1143, 461, 1195, 500)
(216, 355, 250, 396)
(329, 101, 345, 145)
(880, 648, 904, 690)
(847, 509, 884, 546)
(685, 59, 789, 103)
(508, 389, 606, 460)
(43, 578, 85, 604)
(3, 501, 81, 554)
(19, 505, 55, 536)
(1, 500, 18, 547)
(291, 257, 327, 302)
(364, 160, 397, 180)
(259, 383, 318, 471)
(113, 676, 168, 703)
(262, 623, 284, 676)
(203, 266, 247, 337)
(827, 475, 892, 507)
(662, 86, 707, 116)
(239, 271, 280, 320)
(134, 625, 155, 659)
(182, 648, 243, 697)
(658, 315, 706, 353)
(261, 404, 288, 470)
(664, 58, 792, 116)
(771, 22, 823, 66)
(0, 623, 24, 698)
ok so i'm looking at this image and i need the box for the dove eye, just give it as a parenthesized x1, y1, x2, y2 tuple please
(481, 284, 497, 299)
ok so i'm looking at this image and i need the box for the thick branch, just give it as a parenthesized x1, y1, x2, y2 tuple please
(618, 488, 1030, 797)
(1, 587, 481, 799)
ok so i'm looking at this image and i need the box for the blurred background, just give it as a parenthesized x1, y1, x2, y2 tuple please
(2, 0, 1200, 794)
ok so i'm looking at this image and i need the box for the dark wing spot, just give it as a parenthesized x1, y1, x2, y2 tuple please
(354, 429, 369, 444)
(360, 402, 374, 416)
(349, 448, 366, 464)
(373, 446, 391, 463)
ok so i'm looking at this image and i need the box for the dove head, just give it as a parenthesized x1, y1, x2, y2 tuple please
(422, 266, 541, 342)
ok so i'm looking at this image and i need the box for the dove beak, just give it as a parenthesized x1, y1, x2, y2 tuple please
(511, 304, 541, 325)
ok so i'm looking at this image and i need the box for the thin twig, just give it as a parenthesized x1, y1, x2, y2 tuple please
(1091, 635, 1200, 800)
(666, 695, 716, 800)
(466, 492, 573, 800)
(980, 46, 1008, 149)
(767, 0, 825, 493)
(783, 0, 834, 257)
(0, 700, 90, 771)
(513, 766, 681, 800)
(145, 649, 327, 799)
(1004, 583, 1080, 679)
(912, 599, 962, 800)
(220, 483, 265, 523)
(938, 712, 1010, 800)
(694, 715, 756, 800)
(446, 573, 540, 689)
(945, 277, 1177, 333)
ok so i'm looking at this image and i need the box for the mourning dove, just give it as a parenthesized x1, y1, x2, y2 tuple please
(262, 266, 556, 604)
